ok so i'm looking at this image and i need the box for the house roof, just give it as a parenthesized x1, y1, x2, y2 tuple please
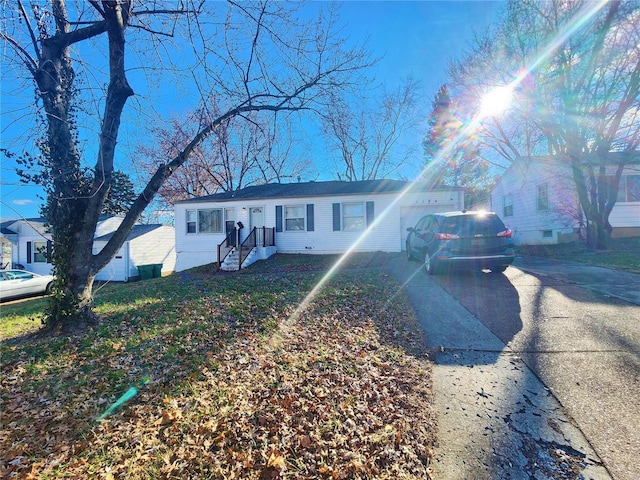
(176, 179, 461, 204)
(94, 224, 165, 242)
(509, 152, 640, 167)
(0, 216, 167, 242)
(0, 218, 49, 237)
(0, 221, 18, 236)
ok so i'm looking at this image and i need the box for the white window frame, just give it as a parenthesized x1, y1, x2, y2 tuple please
(537, 183, 549, 211)
(503, 194, 513, 217)
(284, 205, 305, 231)
(33, 241, 48, 263)
(342, 202, 365, 232)
(186, 210, 197, 234)
(186, 208, 224, 234)
(624, 175, 640, 202)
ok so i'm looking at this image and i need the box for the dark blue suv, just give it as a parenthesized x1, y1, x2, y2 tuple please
(406, 211, 515, 274)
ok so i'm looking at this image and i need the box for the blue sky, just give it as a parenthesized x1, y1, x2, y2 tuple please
(0, 1, 501, 220)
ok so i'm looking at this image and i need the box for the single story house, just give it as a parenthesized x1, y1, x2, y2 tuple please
(490, 154, 640, 245)
(0, 215, 176, 281)
(173, 179, 465, 271)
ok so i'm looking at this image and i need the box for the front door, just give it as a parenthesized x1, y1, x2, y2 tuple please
(249, 206, 265, 246)
(225, 208, 236, 247)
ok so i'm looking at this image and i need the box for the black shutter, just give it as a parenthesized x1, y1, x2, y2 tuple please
(275, 205, 283, 232)
(26, 241, 32, 264)
(306, 204, 314, 231)
(332, 203, 341, 231)
(366, 201, 374, 226)
(46, 240, 53, 263)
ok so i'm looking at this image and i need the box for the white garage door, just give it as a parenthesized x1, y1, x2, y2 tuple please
(95, 255, 127, 282)
(93, 242, 129, 282)
(400, 205, 455, 250)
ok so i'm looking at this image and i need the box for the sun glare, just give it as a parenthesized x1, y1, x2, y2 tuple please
(479, 85, 514, 118)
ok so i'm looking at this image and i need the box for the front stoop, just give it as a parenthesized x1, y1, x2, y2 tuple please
(220, 246, 276, 271)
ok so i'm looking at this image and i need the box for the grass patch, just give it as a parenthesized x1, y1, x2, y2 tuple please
(518, 237, 640, 274)
(0, 297, 49, 339)
(1, 253, 435, 479)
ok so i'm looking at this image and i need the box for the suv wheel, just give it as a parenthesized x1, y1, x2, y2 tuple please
(406, 244, 412, 261)
(424, 251, 437, 275)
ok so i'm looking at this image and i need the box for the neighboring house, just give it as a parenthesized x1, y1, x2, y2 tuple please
(93, 224, 176, 282)
(0, 216, 176, 281)
(490, 155, 640, 245)
(174, 179, 465, 271)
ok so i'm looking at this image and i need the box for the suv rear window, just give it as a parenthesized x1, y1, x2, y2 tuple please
(441, 214, 506, 236)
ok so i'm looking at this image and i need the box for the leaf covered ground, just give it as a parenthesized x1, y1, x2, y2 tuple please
(1, 253, 436, 479)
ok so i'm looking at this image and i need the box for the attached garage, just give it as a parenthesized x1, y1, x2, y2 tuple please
(399, 204, 457, 251)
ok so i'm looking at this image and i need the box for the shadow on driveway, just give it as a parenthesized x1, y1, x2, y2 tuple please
(387, 254, 611, 480)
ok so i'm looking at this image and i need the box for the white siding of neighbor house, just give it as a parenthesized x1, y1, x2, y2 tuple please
(13, 221, 53, 276)
(609, 203, 640, 228)
(94, 242, 129, 282)
(491, 158, 640, 245)
(94, 226, 177, 282)
(2, 216, 174, 282)
(174, 189, 463, 272)
(609, 163, 640, 229)
(128, 226, 176, 278)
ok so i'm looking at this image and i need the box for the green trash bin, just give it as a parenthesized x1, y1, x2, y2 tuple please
(152, 263, 163, 278)
(138, 264, 154, 280)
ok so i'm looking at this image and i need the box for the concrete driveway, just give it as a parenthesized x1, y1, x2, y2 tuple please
(388, 254, 640, 480)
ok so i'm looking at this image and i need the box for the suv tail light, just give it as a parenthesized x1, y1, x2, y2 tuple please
(436, 232, 460, 240)
(497, 228, 512, 238)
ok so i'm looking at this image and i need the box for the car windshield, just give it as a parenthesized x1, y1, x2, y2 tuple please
(442, 214, 505, 236)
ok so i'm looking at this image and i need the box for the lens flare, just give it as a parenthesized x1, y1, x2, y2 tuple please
(281, 0, 610, 335)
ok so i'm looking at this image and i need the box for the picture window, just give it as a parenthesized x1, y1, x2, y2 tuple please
(186, 208, 223, 234)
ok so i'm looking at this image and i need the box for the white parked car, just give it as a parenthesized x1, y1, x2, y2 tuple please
(0, 270, 54, 302)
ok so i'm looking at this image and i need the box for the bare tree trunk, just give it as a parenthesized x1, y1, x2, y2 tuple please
(4, 0, 371, 332)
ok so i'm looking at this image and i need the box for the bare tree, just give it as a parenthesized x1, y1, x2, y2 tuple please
(323, 78, 420, 181)
(1, 0, 371, 330)
(254, 114, 312, 185)
(136, 109, 311, 214)
(448, 0, 640, 249)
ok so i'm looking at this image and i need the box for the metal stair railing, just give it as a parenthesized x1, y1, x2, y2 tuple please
(217, 228, 238, 270)
(262, 226, 275, 247)
(238, 227, 257, 270)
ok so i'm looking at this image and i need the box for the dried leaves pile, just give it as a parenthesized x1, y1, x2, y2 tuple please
(2, 261, 436, 479)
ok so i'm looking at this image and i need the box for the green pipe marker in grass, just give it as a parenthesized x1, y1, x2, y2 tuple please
(96, 376, 150, 421)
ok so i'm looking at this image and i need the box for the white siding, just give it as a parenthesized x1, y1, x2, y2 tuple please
(5, 217, 175, 281)
(128, 226, 176, 278)
(175, 188, 463, 271)
(94, 226, 177, 281)
(175, 203, 223, 271)
(491, 160, 579, 245)
(11, 221, 53, 275)
(491, 158, 640, 245)
(94, 242, 128, 282)
(610, 203, 640, 227)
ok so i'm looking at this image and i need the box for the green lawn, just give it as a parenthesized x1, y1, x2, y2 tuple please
(0, 253, 435, 479)
(517, 236, 640, 274)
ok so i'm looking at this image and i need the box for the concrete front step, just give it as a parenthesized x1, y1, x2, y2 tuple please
(220, 250, 257, 271)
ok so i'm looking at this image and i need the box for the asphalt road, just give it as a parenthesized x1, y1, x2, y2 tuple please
(424, 258, 640, 480)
